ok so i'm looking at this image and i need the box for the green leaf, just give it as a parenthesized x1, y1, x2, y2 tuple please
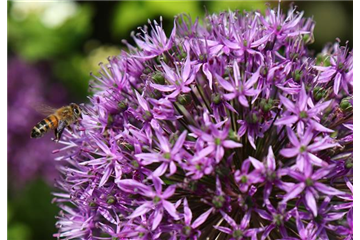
(8, 223, 32, 240)
(8, 3, 93, 62)
(111, 1, 202, 39)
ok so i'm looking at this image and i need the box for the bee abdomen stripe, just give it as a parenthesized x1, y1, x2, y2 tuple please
(31, 127, 42, 138)
(46, 116, 55, 128)
(33, 127, 41, 133)
(38, 120, 49, 132)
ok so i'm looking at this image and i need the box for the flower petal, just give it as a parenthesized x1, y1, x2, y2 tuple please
(305, 190, 317, 216)
(163, 200, 179, 220)
(280, 148, 298, 158)
(135, 91, 150, 112)
(288, 170, 306, 181)
(152, 209, 163, 230)
(217, 74, 235, 92)
(282, 183, 305, 202)
(153, 162, 168, 177)
(220, 211, 237, 228)
(192, 145, 215, 161)
(182, 52, 191, 81)
(256, 209, 272, 221)
(169, 161, 177, 176)
(162, 184, 177, 199)
(307, 137, 338, 152)
(99, 166, 112, 187)
(172, 130, 187, 154)
(191, 208, 212, 228)
(223, 140, 242, 148)
(117, 179, 152, 196)
(152, 176, 163, 194)
(275, 115, 298, 126)
(249, 156, 264, 171)
(323, 212, 347, 222)
(213, 226, 232, 234)
(128, 202, 152, 219)
(215, 145, 224, 163)
(307, 153, 328, 167)
(203, 63, 213, 88)
(308, 100, 331, 116)
(151, 83, 176, 92)
(261, 224, 275, 240)
(155, 131, 171, 153)
(309, 120, 334, 133)
(314, 182, 344, 196)
(279, 95, 296, 113)
(240, 210, 251, 229)
(239, 95, 249, 107)
(334, 72, 342, 95)
(183, 198, 192, 225)
(267, 146, 276, 170)
(312, 166, 334, 180)
(298, 84, 308, 111)
(287, 126, 300, 146)
(245, 66, 261, 89)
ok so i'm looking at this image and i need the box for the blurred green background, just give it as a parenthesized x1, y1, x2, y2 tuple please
(7, 1, 352, 239)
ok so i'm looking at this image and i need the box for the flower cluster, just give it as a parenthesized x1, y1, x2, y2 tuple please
(53, 5, 353, 240)
(8, 57, 68, 188)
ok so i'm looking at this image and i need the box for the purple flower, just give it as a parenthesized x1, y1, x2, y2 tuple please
(217, 62, 261, 107)
(148, 97, 177, 120)
(219, 12, 268, 51)
(150, 48, 200, 99)
(237, 110, 271, 149)
(190, 120, 242, 163)
(131, 17, 177, 59)
(135, 130, 187, 177)
(249, 147, 291, 203)
(234, 159, 262, 193)
(255, 202, 296, 239)
(214, 211, 263, 240)
(53, 205, 94, 239)
(282, 166, 345, 216)
(299, 196, 347, 239)
(314, 42, 353, 95)
(180, 198, 212, 239)
(51, 4, 352, 240)
(275, 84, 332, 134)
(258, 7, 311, 43)
(117, 177, 179, 230)
(280, 127, 338, 172)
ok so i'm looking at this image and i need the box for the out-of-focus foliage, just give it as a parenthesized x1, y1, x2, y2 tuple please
(207, 0, 267, 13)
(53, 45, 121, 98)
(111, 1, 268, 42)
(8, 181, 58, 240)
(112, 1, 202, 39)
(8, 1, 94, 99)
(301, 2, 351, 51)
(8, 1, 93, 62)
(7, 202, 30, 240)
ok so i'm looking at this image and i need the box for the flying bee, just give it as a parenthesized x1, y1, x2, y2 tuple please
(30, 103, 82, 141)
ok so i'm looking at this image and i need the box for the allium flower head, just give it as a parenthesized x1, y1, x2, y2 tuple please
(53, 4, 352, 240)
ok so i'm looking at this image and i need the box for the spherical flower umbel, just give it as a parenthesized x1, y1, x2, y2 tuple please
(52, 4, 353, 240)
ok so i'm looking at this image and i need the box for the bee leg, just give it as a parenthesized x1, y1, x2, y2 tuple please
(55, 120, 67, 142)
(67, 125, 73, 133)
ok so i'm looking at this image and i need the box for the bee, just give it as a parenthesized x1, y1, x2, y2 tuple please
(30, 103, 82, 141)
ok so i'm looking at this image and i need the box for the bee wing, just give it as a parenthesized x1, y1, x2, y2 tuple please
(31, 102, 58, 116)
